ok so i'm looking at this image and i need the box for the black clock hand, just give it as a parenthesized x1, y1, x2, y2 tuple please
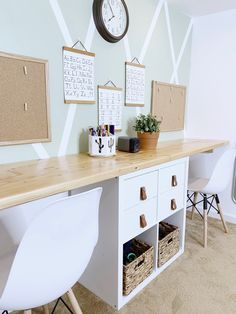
(108, 0, 115, 17)
(108, 15, 115, 22)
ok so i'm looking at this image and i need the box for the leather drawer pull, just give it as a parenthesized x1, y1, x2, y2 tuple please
(172, 175, 178, 187)
(140, 187, 147, 200)
(140, 214, 147, 228)
(171, 199, 177, 210)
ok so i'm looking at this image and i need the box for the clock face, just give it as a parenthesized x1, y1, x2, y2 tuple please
(102, 0, 127, 37)
(93, 0, 129, 43)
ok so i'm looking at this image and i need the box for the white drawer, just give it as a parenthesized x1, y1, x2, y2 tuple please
(120, 171, 158, 210)
(158, 186, 184, 221)
(159, 162, 186, 194)
(120, 198, 157, 243)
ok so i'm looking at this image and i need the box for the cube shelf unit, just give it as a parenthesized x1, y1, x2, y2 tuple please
(72, 157, 189, 310)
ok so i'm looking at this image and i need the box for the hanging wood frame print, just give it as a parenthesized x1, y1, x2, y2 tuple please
(98, 84, 123, 130)
(63, 47, 95, 104)
(125, 61, 145, 107)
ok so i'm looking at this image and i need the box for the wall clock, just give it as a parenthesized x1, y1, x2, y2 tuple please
(93, 0, 129, 43)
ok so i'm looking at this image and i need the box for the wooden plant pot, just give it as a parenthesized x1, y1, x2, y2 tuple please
(137, 132, 160, 150)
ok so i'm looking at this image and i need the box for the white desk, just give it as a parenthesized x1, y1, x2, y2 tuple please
(0, 139, 228, 310)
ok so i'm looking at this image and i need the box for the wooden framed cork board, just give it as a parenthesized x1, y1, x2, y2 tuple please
(151, 81, 186, 132)
(0, 51, 51, 146)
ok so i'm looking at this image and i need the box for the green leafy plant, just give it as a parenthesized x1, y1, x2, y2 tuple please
(133, 114, 161, 134)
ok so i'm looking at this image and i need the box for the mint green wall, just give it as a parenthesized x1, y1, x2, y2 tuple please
(0, 0, 192, 164)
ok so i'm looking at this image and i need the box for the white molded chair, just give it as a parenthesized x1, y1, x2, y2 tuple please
(187, 149, 236, 248)
(0, 187, 102, 314)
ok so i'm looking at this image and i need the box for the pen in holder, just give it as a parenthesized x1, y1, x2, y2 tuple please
(88, 125, 116, 157)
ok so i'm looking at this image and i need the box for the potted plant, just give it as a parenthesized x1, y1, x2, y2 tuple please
(133, 113, 161, 150)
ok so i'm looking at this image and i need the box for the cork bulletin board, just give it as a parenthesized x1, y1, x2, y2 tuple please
(151, 81, 186, 132)
(0, 52, 51, 146)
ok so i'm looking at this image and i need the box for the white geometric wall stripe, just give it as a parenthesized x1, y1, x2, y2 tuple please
(44, 0, 193, 158)
(31, 144, 49, 159)
(58, 15, 96, 156)
(139, 0, 165, 64)
(170, 19, 193, 84)
(123, 0, 164, 115)
(29, 0, 74, 160)
(49, 0, 77, 157)
(131, 0, 165, 116)
(57, 15, 96, 156)
(58, 104, 77, 156)
(123, 35, 131, 62)
(49, 0, 73, 45)
(51, 5, 96, 156)
(123, 34, 141, 116)
(164, 2, 179, 84)
(123, 35, 138, 115)
(85, 15, 96, 51)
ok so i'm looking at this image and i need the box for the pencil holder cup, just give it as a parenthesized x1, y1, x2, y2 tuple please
(89, 135, 116, 157)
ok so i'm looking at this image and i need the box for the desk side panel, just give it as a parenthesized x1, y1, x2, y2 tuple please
(71, 178, 119, 309)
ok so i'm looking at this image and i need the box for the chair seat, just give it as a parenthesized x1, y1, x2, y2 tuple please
(0, 246, 18, 298)
(188, 177, 209, 192)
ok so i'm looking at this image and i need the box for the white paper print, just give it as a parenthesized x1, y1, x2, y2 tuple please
(63, 48, 95, 102)
(98, 87, 123, 130)
(125, 64, 145, 106)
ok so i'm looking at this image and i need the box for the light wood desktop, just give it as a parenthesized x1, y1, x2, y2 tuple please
(0, 139, 227, 210)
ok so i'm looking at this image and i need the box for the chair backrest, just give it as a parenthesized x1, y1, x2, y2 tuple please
(0, 187, 102, 310)
(202, 149, 236, 194)
(0, 193, 68, 253)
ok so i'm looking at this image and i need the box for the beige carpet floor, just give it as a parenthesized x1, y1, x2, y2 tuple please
(15, 213, 236, 314)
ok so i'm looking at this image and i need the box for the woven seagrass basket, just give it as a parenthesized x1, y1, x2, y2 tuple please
(123, 239, 154, 296)
(158, 222, 179, 267)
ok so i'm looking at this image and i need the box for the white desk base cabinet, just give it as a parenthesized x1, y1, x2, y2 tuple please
(73, 157, 189, 310)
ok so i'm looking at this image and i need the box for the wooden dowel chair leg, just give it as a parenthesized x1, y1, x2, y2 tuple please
(191, 192, 198, 220)
(24, 310, 32, 314)
(215, 194, 228, 233)
(67, 288, 83, 314)
(43, 304, 50, 314)
(203, 194, 208, 248)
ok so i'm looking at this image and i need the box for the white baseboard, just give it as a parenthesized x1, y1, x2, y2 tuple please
(209, 211, 236, 224)
(187, 208, 236, 224)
